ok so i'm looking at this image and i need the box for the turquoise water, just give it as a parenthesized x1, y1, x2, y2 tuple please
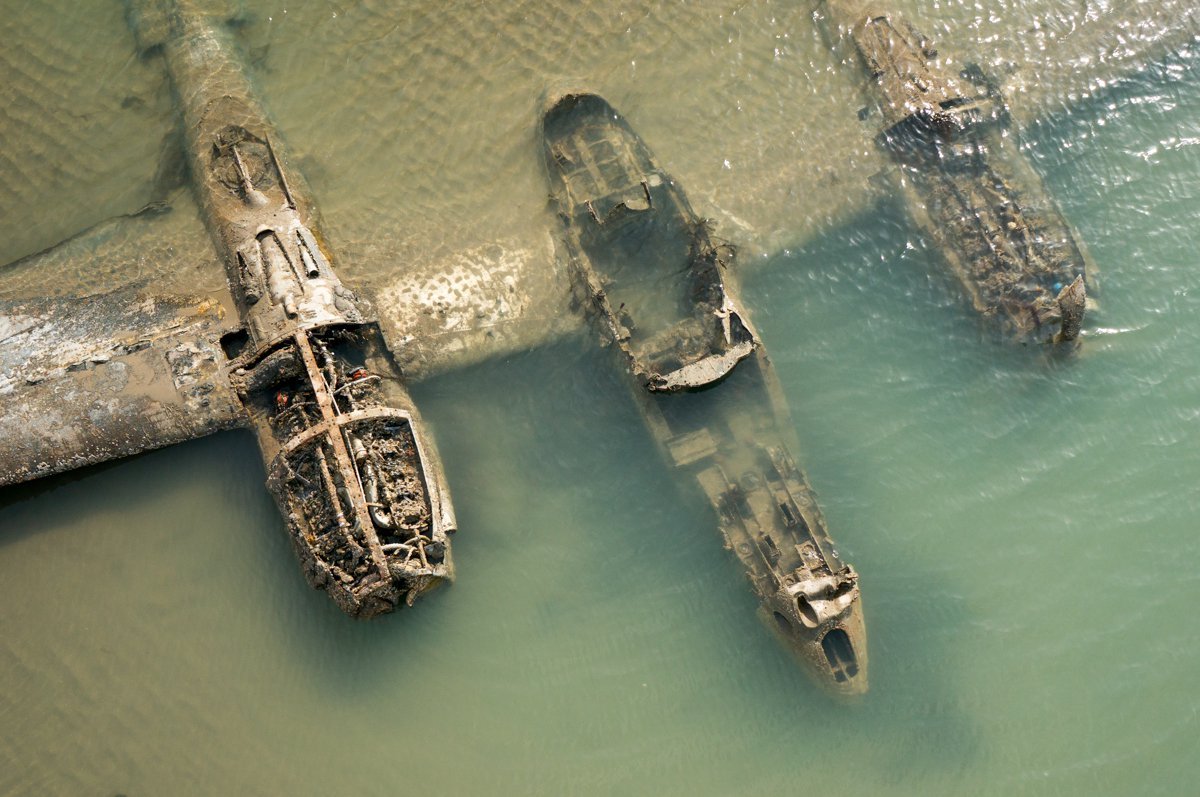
(3, 2, 1200, 795)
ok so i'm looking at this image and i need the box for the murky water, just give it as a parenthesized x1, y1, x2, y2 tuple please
(3, 1, 1200, 794)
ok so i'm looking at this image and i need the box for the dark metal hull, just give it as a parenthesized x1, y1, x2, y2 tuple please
(543, 92, 868, 694)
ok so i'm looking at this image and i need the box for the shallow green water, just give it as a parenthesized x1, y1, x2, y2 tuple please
(3, 2, 1200, 795)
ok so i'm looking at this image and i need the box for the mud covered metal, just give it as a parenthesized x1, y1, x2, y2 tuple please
(542, 92, 867, 694)
(827, 1, 1095, 346)
(148, 0, 455, 615)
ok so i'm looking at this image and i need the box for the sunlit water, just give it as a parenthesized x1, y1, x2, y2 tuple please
(3, 1, 1200, 795)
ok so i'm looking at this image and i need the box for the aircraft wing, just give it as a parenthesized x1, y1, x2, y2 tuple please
(283, 0, 1199, 386)
(0, 189, 578, 488)
(0, 205, 246, 488)
(338, 231, 579, 380)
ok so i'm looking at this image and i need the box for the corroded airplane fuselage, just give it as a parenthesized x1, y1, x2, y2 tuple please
(149, 1, 455, 616)
(543, 93, 867, 694)
(828, 1, 1092, 345)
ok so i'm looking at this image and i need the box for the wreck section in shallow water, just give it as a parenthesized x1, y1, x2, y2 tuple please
(142, 0, 455, 615)
(826, 1, 1093, 345)
(542, 92, 867, 694)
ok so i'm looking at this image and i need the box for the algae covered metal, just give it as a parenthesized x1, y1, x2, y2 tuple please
(542, 93, 867, 693)
(141, 0, 454, 616)
(824, 0, 1094, 345)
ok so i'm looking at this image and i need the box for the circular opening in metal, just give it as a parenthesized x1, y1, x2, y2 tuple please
(796, 597, 820, 629)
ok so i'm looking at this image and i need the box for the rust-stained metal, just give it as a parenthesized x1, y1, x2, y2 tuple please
(825, 1, 1095, 345)
(126, 0, 453, 616)
(542, 92, 867, 694)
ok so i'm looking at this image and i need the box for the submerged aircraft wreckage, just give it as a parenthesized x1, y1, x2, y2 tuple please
(3, 0, 456, 617)
(542, 92, 866, 692)
(3, 0, 1199, 689)
(823, 0, 1096, 344)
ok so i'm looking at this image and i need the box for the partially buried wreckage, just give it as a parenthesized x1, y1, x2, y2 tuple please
(143, 1, 455, 616)
(5, 0, 1127, 692)
(825, 0, 1095, 345)
(541, 92, 868, 694)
